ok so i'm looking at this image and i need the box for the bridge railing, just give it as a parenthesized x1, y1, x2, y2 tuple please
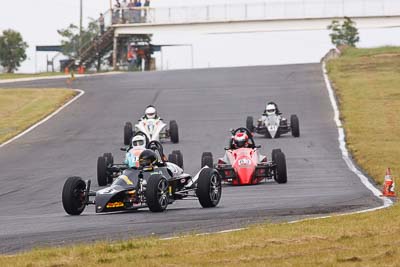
(112, 0, 400, 25)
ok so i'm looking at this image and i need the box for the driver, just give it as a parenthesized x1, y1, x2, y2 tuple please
(264, 102, 280, 116)
(138, 149, 158, 171)
(142, 105, 158, 120)
(125, 135, 147, 168)
(131, 134, 146, 149)
(231, 132, 250, 149)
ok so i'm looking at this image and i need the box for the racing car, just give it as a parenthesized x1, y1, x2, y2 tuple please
(123, 105, 179, 145)
(98, 132, 183, 186)
(246, 102, 300, 138)
(62, 141, 221, 215)
(201, 127, 287, 185)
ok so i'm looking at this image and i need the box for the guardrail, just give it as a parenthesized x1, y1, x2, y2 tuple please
(111, 0, 400, 25)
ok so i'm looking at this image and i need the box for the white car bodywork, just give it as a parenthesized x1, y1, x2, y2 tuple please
(259, 114, 283, 139)
(135, 118, 168, 142)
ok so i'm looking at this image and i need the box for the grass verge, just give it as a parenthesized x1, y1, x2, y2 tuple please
(0, 89, 77, 144)
(1, 47, 399, 266)
(0, 72, 67, 80)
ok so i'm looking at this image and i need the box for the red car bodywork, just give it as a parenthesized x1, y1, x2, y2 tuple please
(217, 148, 268, 185)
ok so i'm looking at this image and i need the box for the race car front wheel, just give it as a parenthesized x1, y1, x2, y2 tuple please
(146, 175, 169, 212)
(196, 168, 222, 208)
(62, 176, 87, 215)
(274, 151, 287, 184)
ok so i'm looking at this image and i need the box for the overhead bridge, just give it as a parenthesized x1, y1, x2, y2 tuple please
(114, 0, 400, 35)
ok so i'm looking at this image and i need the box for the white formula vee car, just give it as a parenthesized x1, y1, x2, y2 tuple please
(124, 117, 179, 145)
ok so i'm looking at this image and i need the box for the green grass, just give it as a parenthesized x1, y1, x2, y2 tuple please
(0, 72, 67, 80)
(0, 89, 77, 144)
(327, 46, 400, 186)
(1, 46, 400, 266)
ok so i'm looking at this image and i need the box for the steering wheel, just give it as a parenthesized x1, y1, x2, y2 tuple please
(231, 127, 256, 148)
(146, 140, 166, 163)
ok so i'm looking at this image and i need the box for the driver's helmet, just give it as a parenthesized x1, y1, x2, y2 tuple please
(138, 149, 157, 168)
(265, 103, 277, 116)
(145, 105, 157, 119)
(131, 134, 146, 149)
(233, 132, 249, 148)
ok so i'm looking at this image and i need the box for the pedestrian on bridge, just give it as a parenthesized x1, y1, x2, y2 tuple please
(99, 13, 105, 34)
(144, 0, 150, 22)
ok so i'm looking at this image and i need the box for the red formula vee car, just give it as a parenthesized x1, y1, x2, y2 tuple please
(201, 128, 287, 185)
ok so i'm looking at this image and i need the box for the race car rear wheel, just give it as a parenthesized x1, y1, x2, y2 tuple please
(62, 176, 87, 215)
(201, 152, 213, 168)
(168, 153, 179, 166)
(146, 175, 169, 212)
(103, 152, 114, 166)
(290, 114, 300, 137)
(172, 150, 184, 169)
(274, 151, 287, 184)
(246, 116, 254, 132)
(124, 122, 133, 145)
(169, 120, 179, 143)
(97, 156, 108, 186)
(271, 149, 282, 162)
(196, 168, 222, 208)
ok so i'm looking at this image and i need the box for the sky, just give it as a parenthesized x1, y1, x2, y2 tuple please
(1, 0, 400, 72)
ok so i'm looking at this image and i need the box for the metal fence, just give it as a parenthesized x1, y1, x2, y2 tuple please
(111, 0, 400, 25)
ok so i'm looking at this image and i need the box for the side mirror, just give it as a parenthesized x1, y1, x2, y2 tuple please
(255, 145, 261, 149)
(120, 147, 128, 151)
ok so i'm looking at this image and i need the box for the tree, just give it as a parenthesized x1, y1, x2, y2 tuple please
(0, 29, 28, 73)
(58, 20, 99, 59)
(327, 17, 360, 47)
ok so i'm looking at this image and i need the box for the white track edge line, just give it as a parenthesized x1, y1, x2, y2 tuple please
(322, 61, 393, 208)
(0, 89, 85, 148)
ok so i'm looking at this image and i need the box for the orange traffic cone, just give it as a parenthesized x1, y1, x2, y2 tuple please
(382, 168, 396, 197)
(64, 67, 69, 75)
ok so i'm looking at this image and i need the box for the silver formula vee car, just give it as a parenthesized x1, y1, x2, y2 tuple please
(246, 102, 300, 139)
(62, 141, 221, 215)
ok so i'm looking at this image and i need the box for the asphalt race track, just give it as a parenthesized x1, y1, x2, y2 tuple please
(0, 64, 382, 253)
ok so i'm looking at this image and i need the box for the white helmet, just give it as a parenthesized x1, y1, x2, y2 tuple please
(145, 106, 157, 119)
(131, 135, 146, 148)
(265, 103, 276, 116)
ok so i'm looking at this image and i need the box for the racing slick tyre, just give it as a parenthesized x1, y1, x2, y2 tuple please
(124, 122, 133, 145)
(97, 156, 108, 186)
(246, 116, 254, 132)
(172, 150, 184, 169)
(62, 176, 87, 215)
(169, 120, 179, 143)
(103, 153, 114, 166)
(271, 149, 282, 162)
(196, 168, 222, 208)
(201, 152, 213, 168)
(146, 175, 169, 212)
(290, 114, 300, 137)
(274, 151, 287, 184)
(168, 153, 179, 166)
